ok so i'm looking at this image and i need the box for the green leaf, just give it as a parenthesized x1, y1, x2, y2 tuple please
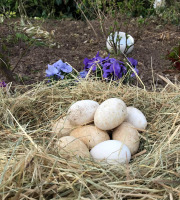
(34, 0, 38, 5)
(56, 0, 62, 6)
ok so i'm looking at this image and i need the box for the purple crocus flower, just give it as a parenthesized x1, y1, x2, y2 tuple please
(131, 67, 139, 77)
(102, 64, 113, 78)
(83, 51, 109, 71)
(102, 58, 116, 78)
(112, 60, 127, 79)
(127, 57, 138, 67)
(103, 58, 127, 80)
(53, 60, 72, 73)
(81, 52, 138, 81)
(0, 81, 7, 87)
(46, 64, 59, 77)
(46, 64, 64, 79)
(101, 54, 110, 64)
(56, 72, 65, 79)
(79, 70, 88, 78)
(46, 59, 72, 80)
(127, 57, 139, 77)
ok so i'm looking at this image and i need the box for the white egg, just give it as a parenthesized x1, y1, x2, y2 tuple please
(67, 100, 99, 126)
(90, 140, 131, 164)
(106, 32, 134, 54)
(94, 98, 127, 130)
(125, 106, 147, 129)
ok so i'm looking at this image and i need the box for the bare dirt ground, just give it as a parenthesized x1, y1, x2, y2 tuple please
(0, 18, 180, 89)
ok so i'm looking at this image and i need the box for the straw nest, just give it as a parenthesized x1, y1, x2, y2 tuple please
(0, 78, 179, 200)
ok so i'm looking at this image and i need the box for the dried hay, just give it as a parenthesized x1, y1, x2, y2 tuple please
(0, 78, 179, 200)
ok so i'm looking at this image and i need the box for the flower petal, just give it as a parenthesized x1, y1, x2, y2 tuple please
(128, 57, 138, 67)
(79, 70, 88, 78)
(56, 72, 65, 79)
(83, 58, 90, 66)
(46, 65, 59, 77)
(0, 81, 7, 87)
(131, 67, 139, 77)
(53, 60, 64, 71)
(60, 63, 73, 73)
(103, 70, 110, 78)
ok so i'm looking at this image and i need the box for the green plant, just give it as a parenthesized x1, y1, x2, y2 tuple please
(0, 0, 17, 18)
(117, 0, 154, 18)
(16, 32, 47, 46)
(16, 0, 78, 19)
(5, 30, 47, 47)
(76, 0, 154, 20)
(165, 43, 180, 71)
(75, 0, 98, 20)
(153, 0, 180, 25)
(1, 0, 79, 19)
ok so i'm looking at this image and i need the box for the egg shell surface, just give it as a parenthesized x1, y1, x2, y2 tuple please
(112, 122, 140, 155)
(70, 125, 110, 149)
(90, 140, 131, 164)
(106, 32, 134, 54)
(125, 106, 147, 129)
(52, 117, 77, 138)
(67, 100, 99, 126)
(56, 136, 90, 158)
(94, 98, 127, 130)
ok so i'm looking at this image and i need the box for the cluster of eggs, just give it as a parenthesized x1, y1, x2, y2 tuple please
(52, 98, 147, 165)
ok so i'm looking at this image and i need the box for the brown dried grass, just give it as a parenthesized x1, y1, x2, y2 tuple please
(0, 78, 179, 200)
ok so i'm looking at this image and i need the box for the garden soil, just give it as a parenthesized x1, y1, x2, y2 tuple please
(0, 18, 180, 89)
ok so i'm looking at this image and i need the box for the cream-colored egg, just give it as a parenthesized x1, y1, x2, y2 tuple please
(112, 122, 140, 155)
(51, 117, 77, 138)
(94, 98, 127, 130)
(70, 125, 110, 149)
(125, 106, 147, 129)
(67, 100, 99, 126)
(90, 140, 131, 164)
(56, 136, 90, 158)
